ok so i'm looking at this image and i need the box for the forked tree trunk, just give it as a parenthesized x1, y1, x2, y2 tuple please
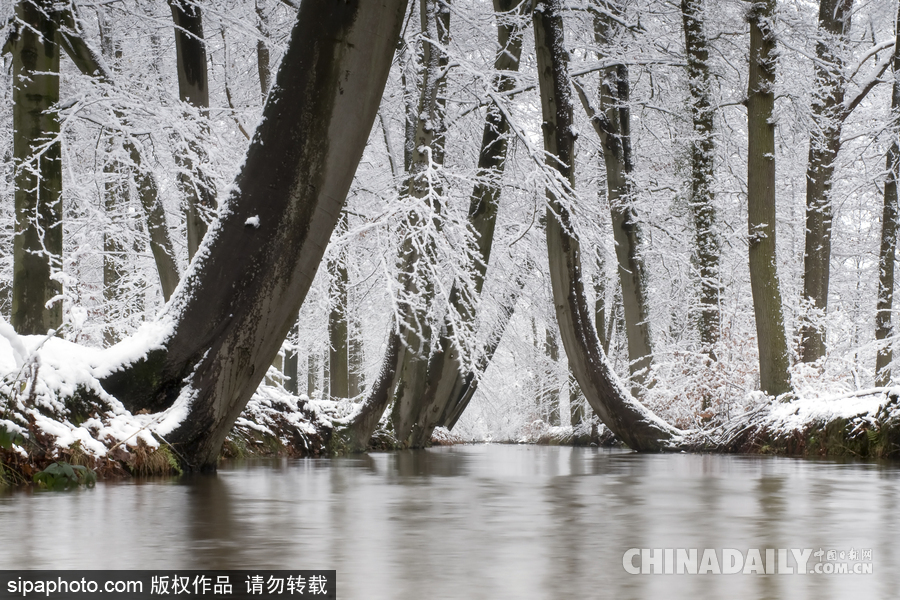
(876, 6, 900, 387)
(388, 0, 452, 446)
(100, 0, 409, 472)
(746, 0, 792, 397)
(798, 0, 853, 363)
(169, 0, 216, 260)
(398, 0, 530, 447)
(534, 0, 681, 450)
(681, 0, 722, 358)
(8, 0, 63, 335)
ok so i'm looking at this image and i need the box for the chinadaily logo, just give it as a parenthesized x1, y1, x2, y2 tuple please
(623, 548, 873, 575)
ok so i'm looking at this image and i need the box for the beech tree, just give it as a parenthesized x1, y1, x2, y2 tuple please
(746, 0, 791, 398)
(799, 0, 893, 363)
(534, 0, 680, 450)
(6, 0, 63, 335)
(5, 0, 900, 463)
(876, 5, 900, 387)
(99, 0, 408, 471)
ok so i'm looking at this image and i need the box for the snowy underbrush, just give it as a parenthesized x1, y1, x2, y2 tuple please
(0, 328, 338, 485)
(692, 387, 900, 457)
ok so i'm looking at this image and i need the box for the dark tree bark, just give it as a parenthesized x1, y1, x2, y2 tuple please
(798, 0, 853, 363)
(681, 0, 722, 358)
(543, 321, 561, 426)
(876, 6, 900, 387)
(100, 0, 409, 472)
(284, 321, 299, 395)
(168, 0, 216, 260)
(747, 0, 792, 397)
(7, 0, 63, 335)
(328, 213, 350, 400)
(534, 0, 681, 450)
(348, 313, 365, 397)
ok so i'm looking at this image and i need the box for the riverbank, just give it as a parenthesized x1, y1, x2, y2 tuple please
(3, 332, 900, 488)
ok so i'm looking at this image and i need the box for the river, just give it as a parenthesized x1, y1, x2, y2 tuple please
(1, 445, 898, 599)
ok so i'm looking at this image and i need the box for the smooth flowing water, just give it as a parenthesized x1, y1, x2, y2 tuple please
(1, 445, 898, 599)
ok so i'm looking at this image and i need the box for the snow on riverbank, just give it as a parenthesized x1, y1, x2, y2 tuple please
(2, 320, 900, 477)
(0, 324, 340, 474)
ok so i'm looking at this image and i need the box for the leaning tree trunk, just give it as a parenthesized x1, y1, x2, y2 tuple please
(592, 4, 653, 393)
(681, 0, 722, 359)
(798, 0, 853, 363)
(876, 6, 900, 387)
(398, 0, 530, 447)
(100, 0, 409, 472)
(747, 0, 792, 398)
(8, 0, 63, 335)
(534, 0, 681, 451)
(169, 0, 216, 260)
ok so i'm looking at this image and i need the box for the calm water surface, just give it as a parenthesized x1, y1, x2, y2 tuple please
(1, 445, 898, 599)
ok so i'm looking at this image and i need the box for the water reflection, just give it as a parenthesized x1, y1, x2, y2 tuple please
(0, 446, 897, 599)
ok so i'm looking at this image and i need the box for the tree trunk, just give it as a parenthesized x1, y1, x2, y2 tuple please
(681, 0, 722, 358)
(592, 249, 613, 354)
(389, 0, 453, 446)
(100, 0, 409, 472)
(328, 214, 350, 400)
(169, 0, 216, 261)
(747, 0, 792, 397)
(876, 6, 900, 387)
(256, 0, 271, 99)
(398, 0, 530, 447)
(55, 8, 181, 301)
(307, 351, 318, 398)
(798, 0, 853, 363)
(592, 5, 653, 392)
(349, 314, 365, 397)
(569, 369, 584, 427)
(544, 323, 561, 426)
(103, 155, 128, 347)
(98, 11, 127, 347)
(9, 0, 63, 335)
(534, 0, 681, 450)
(284, 321, 299, 395)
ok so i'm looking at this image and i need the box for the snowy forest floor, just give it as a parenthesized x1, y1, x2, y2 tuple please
(2, 334, 900, 487)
